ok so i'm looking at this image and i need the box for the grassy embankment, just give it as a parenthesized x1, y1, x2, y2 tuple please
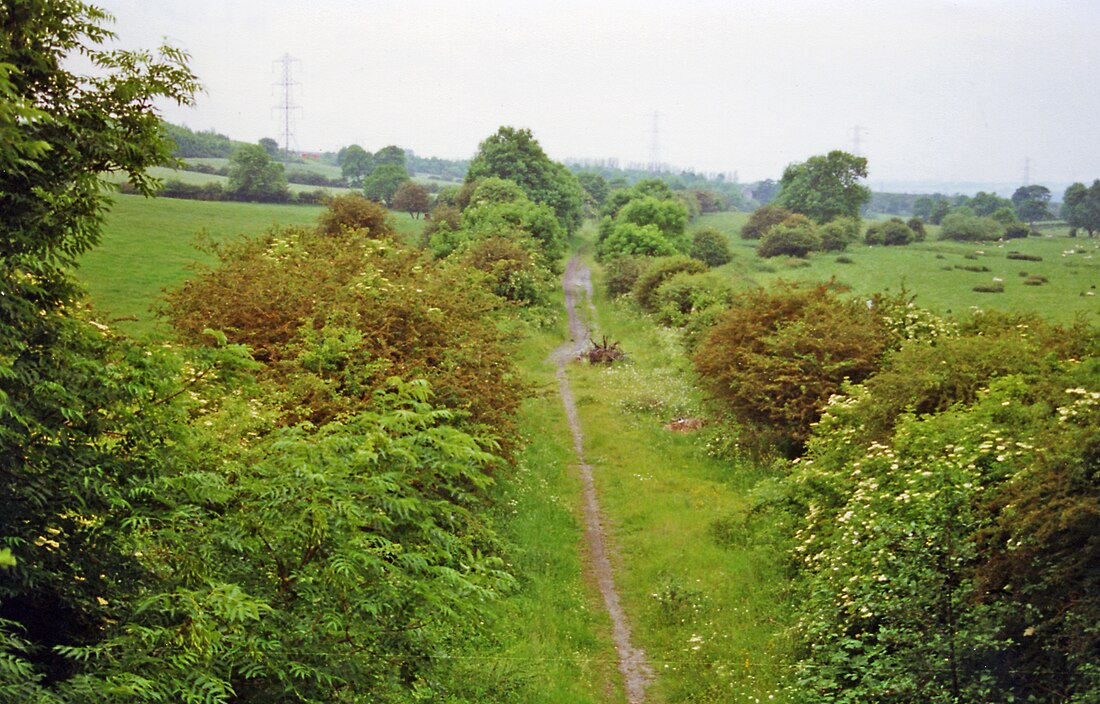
(697, 211, 1100, 325)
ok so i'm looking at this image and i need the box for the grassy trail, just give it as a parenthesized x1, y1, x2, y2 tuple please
(497, 233, 795, 702)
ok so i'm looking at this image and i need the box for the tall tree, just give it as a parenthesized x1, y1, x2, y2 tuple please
(1062, 181, 1100, 236)
(338, 143, 372, 186)
(0, 0, 198, 693)
(1011, 184, 1052, 225)
(775, 150, 870, 223)
(227, 143, 288, 202)
(466, 126, 585, 233)
(391, 179, 430, 218)
(362, 162, 409, 204)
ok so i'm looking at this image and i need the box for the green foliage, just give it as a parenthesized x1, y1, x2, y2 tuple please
(1063, 180, 1100, 236)
(741, 204, 793, 240)
(775, 150, 871, 224)
(466, 126, 585, 233)
(652, 271, 733, 327)
(601, 255, 648, 298)
(576, 171, 609, 207)
(362, 162, 410, 205)
(164, 123, 240, 158)
(597, 220, 678, 259)
(616, 196, 690, 249)
(632, 255, 708, 313)
(782, 315, 1100, 703)
(227, 144, 289, 202)
(757, 216, 821, 258)
(461, 184, 566, 262)
(939, 212, 1005, 242)
(906, 217, 928, 241)
(693, 282, 888, 453)
(1012, 184, 1052, 224)
(818, 216, 861, 251)
(458, 235, 554, 309)
(0, 2, 199, 692)
(689, 227, 732, 267)
(316, 193, 395, 237)
(864, 217, 915, 246)
(337, 143, 372, 186)
(164, 217, 524, 447)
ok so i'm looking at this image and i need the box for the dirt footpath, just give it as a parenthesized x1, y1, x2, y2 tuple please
(552, 254, 653, 703)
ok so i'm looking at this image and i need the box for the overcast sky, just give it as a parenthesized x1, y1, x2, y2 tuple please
(93, 0, 1099, 188)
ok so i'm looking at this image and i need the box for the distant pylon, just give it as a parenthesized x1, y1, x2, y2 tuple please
(648, 111, 661, 172)
(273, 53, 300, 162)
(852, 125, 867, 157)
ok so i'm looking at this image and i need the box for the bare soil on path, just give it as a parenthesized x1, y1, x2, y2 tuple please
(552, 254, 653, 703)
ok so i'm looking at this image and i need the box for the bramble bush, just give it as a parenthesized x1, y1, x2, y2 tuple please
(693, 282, 888, 453)
(632, 255, 708, 313)
(164, 215, 525, 451)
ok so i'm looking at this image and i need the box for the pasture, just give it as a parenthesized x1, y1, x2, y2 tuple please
(77, 194, 425, 335)
(696, 212, 1100, 325)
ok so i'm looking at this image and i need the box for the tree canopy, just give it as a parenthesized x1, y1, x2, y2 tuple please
(466, 126, 585, 233)
(227, 143, 288, 202)
(1012, 184, 1052, 224)
(1063, 180, 1100, 236)
(775, 150, 870, 223)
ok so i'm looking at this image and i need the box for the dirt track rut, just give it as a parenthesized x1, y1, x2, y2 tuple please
(552, 254, 653, 703)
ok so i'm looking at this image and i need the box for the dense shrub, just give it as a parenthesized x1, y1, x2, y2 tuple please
(632, 255, 708, 313)
(757, 215, 820, 258)
(165, 219, 523, 447)
(781, 315, 1100, 703)
(864, 217, 915, 246)
(652, 271, 733, 327)
(693, 282, 888, 452)
(603, 255, 648, 298)
(907, 217, 928, 241)
(598, 221, 678, 260)
(939, 212, 1005, 241)
(317, 193, 395, 238)
(1003, 223, 1030, 239)
(458, 235, 553, 308)
(689, 226, 732, 266)
(818, 216, 860, 251)
(741, 204, 793, 240)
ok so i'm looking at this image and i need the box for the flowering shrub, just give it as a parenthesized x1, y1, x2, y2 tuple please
(781, 317, 1100, 703)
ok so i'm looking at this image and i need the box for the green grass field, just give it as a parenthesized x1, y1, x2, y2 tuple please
(696, 212, 1100, 325)
(78, 194, 424, 336)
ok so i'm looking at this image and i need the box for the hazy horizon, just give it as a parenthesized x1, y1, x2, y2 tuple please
(92, 0, 1100, 189)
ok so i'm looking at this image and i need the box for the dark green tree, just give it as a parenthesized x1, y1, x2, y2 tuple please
(1011, 184, 1052, 224)
(466, 126, 585, 232)
(372, 144, 407, 169)
(362, 162, 409, 205)
(969, 190, 1013, 217)
(338, 143, 372, 186)
(258, 136, 280, 159)
(227, 143, 288, 202)
(775, 150, 870, 223)
(577, 171, 609, 207)
(1063, 181, 1100, 236)
(752, 178, 781, 205)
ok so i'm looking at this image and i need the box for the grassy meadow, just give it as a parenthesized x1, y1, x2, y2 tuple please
(77, 193, 425, 336)
(696, 212, 1100, 325)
